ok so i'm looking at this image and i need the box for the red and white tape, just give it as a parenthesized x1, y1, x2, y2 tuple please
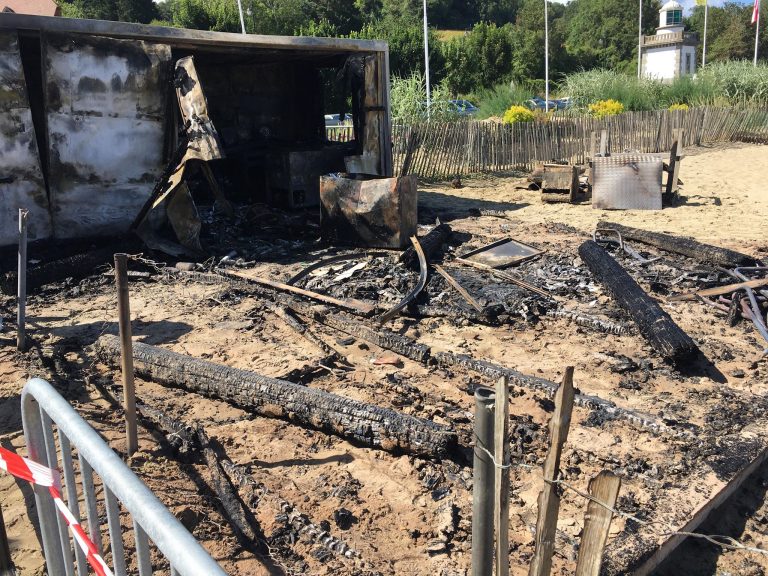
(0, 446, 114, 576)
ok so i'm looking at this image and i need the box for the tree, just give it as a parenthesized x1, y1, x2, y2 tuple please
(687, 2, 767, 64)
(57, 0, 157, 23)
(564, 0, 660, 74)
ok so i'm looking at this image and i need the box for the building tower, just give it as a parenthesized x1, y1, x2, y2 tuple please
(640, 0, 699, 80)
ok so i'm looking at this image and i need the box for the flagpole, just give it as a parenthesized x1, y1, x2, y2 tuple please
(638, 0, 643, 78)
(544, 0, 549, 112)
(755, 0, 761, 67)
(423, 0, 431, 117)
(237, 0, 246, 34)
(702, 0, 708, 67)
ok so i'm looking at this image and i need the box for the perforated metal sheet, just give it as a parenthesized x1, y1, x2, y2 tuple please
(592, 155, 663, 210)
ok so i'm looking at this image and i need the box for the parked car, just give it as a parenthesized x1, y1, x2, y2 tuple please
(419, 99, 479, 118)
(525, 96, 571, 111)
(324, 113, 352, 126)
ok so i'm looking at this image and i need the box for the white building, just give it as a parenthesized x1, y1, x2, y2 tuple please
(640, 0, 699, 81)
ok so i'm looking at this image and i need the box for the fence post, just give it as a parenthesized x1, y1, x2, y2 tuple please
(528, 367, 575, 576)
(494, 376, 510, 576)
(114, 253, 138, 456)
(472, 386, 495, 576)
(574, 472, 622, 576)
(16, 209, 28, 352)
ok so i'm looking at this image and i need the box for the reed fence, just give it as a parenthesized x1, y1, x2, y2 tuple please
(381, 107, 767, 179)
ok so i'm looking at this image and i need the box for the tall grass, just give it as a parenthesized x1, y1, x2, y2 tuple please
(390, 72, 456, 121)
(473, 81, 539, 119)
(560, 62, 768, 111)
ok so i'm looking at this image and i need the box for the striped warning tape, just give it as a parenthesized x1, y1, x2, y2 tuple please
(0, 446, 114, 576)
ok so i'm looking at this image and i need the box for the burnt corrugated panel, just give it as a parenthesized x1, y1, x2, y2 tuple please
(0, 31, 53, 244)
(42, 33, 171, 238)
(592, 155, 663, 211)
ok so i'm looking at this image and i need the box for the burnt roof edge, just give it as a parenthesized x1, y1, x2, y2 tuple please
(0, 13, 388, 53)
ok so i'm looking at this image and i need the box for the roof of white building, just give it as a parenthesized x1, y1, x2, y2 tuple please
(660, 0, 683, 12)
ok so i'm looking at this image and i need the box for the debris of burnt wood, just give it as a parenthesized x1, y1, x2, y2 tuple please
(94, 335, 456, 456)
(599, 222, 757, 267)
(434, 351, 676, 436)
(0, 244, 126, 295)
(578, 240, 699, 364)
(399, 222, 452, 270)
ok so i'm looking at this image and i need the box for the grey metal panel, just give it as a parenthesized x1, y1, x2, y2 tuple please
(0, 31, 53, 244)
(43, 33, 171, 238)
(592, 155, 663, 211)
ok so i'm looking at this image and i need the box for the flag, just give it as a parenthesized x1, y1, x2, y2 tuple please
(753, 0, 761, 25)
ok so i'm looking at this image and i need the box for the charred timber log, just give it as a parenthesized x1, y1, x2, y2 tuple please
(288, 303, 432, 364)
(434, 351, 680, 437)
(94, 335, 454, 457)
(195, 426, 264, 551)
(578, 240, 698, 363)
(599, 222, 756, 267)
(0, 246, 118, 295)
(399, 223, 451, 270)
(136, 401, 195, 456)
(545, 309, 633, 336)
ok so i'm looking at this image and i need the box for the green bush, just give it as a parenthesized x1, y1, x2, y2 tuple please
(502, 105, 535, 124)
(390, 72, 457, 122)
(589, 99, 624, 118)
(474, 81, 536, 119)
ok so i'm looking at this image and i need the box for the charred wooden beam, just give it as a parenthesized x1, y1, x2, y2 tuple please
(195, 426, 264, 550)
(545, 309, 633, 336)
(94, 335, 454, 456)
(291, 305, 432, 364)
(578, 240, 698, 363)
(399, 222, 451, 270)
(0, 246, 119, 295)
(599, 222, 756, 267)
(434, 351, 679, 436)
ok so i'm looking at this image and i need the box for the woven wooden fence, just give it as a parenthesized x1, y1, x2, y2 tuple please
(388, 107, 768, 179)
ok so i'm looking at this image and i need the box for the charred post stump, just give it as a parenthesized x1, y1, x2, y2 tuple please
(400, 222, 451, 270)
(94, 335, 455, 457)
(578, 240, 698, 363)
(599, 222, 756, 267)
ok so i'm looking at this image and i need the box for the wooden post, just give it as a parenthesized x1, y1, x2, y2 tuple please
(494, 376, 510, 576)
(16, 209, 28, 352)
(575, 472, 622, 576)
(114, 253, 138, 456)
(528, 367, 575, 576)
(599, 130, 608, 156)
(0, 501, 14, 575)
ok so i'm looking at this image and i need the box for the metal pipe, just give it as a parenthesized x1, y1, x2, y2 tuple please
(638, 0, 643, 78)
(422, 0, 431, 118)
(114, 254, 138, 456)
(236, 0, 246, 34)
(702, 0, 708, 68)
(754, 2, 760, 67)
(17, 208, 28, 352)
(472, 386, 495, 576)
(544, 0, 549, 112)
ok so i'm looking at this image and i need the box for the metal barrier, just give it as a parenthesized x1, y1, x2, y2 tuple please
(21, 378, 228, 576)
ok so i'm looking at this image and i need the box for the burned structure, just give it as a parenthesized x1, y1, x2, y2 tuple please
(0, 14, 393, 248)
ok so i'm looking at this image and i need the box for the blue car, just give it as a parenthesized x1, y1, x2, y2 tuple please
(526, 96, 570, 111)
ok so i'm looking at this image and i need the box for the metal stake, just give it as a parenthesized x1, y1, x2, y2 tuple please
(114, 253, 138, 456)
(17, 208, 28, 352)
(472, 386, 495, 576)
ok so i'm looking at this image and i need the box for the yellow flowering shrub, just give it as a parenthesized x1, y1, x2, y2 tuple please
(502, 105, 536, 124)
(588, 99, 624, 118)
(668, 103, 689, 111)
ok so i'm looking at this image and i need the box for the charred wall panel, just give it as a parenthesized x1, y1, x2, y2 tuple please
(0, 32, 52, 245)
(42, 33, 171, 238)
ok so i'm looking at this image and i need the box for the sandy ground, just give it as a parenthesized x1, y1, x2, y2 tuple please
(0, 142, 766, 576)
